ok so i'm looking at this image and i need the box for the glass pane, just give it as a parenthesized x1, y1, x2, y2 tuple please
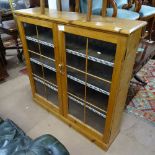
(86, 75, 110, 95)
(67, 79, 85, 99)
(66, 53, 85, 71)
(37, 26, 53, 44)
(66, 33, 87, 52)
(44, 67, 57, 85)
(24, 23, 37, 36)
(40, 44, 54, 59)
(46, 84, 59, 106)
(31, 62, 43, 78)
(87, 60, 113, 81)
(29, 52, 40, 60)
(68, 97, 84, 122)
(88, 38, 116, 65)
(27, 40, 39, 53)
(86, 87, 108, 112)
(34, 79, 45, 97)
(85, 105, 105, 133)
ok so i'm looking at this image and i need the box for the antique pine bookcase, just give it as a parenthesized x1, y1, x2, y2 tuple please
(15, 8, 146, 151)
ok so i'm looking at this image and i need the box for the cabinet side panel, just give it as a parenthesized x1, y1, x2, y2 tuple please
(109, 29, 142, 145)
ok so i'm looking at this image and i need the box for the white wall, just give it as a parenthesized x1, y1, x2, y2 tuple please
(48, 0, 69, 10)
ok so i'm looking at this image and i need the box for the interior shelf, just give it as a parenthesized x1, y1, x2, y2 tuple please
(40, 44, 55, 59)
(31, 61, 43, 78)
(66, 34, 116, 67)
(26, 31, 54, 48)
(66, 55, 113, 82)
(25, 24, 54, 48)
(85, 105, 105, 133)
(44, 67, 57, 85)
(27, 40, 39, 54)
(67, 79, 108, 112)
(67, 67, 110, 95)
(68, 95, 106, 133)
(30, 57, 56, 72)
(34, 78, 46, 97)
(33, 76, 59, 106)
(30, 55, 110, 95)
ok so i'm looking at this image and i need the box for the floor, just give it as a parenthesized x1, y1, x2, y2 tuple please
(0, 54, 155, 155)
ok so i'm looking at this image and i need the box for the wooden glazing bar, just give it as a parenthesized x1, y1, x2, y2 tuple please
(66, 49, 114, 67)
(36, 25, 47, 98)
(40, 0, 45, 14)
(33, 76, 58, 92)
(57, 0, 62, 11)
(87, 0, 92, 21)
(30, 57, 56, 72)
(30, 56, 110, 95)
(33, 73, 58, 88)
(68, 95, 107, 118)
(68, 92, 107, 114)
(29, 50, 55, 62)
(84, 38, 89, 122)
(67, 65, 111, 84)
(75, 0, 80, 12)
(67, 74, 110, 95)
(26, 36, 114, 67)
(26, 36, 54, 47)
(102, 0, 107, 17)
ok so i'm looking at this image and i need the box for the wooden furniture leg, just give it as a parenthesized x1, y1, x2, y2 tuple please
(13, 35, 23, 62)
(148, 17, 155, 41)
(0, 34, 7, 65)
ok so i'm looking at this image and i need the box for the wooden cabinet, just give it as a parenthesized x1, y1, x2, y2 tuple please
(15, 8, 146, 151)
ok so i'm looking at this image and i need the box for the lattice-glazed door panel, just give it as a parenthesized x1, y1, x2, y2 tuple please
(64, 32, 117, 134)
(24, 23, 59, 107)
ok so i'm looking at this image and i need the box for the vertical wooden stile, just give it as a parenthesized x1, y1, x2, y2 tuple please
(87, 0, 92, 21)
(75, 0, 80, 12)
(102, 0, 107, 17)
(57, 0, 62, 11)
(40, 0, 45, 14)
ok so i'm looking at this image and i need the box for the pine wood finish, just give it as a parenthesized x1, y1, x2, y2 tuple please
(15, 8, 146, 151)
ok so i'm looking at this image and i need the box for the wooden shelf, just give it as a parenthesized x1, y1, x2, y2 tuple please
(30, 56, 111, 95)
(27, 32, 115, 67)
(33, 75, 58, 106)
(67, 79, 108, 112)
(66, 34, 116, 67)
(68, 95, 106, 133)
(67, 58, 113, 82)
(67, 67, 110, 95)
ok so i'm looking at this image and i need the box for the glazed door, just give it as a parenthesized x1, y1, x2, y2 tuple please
(18, 18, 62, 112)
(59, 25, 117, 136)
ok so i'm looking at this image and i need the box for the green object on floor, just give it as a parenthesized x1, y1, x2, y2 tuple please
(0, 118, 3, 124)
(0, 119, 70, 155)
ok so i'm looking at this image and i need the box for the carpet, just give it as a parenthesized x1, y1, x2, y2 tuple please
(126, 59, 155, 126)
(19, 67, 27, 75)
